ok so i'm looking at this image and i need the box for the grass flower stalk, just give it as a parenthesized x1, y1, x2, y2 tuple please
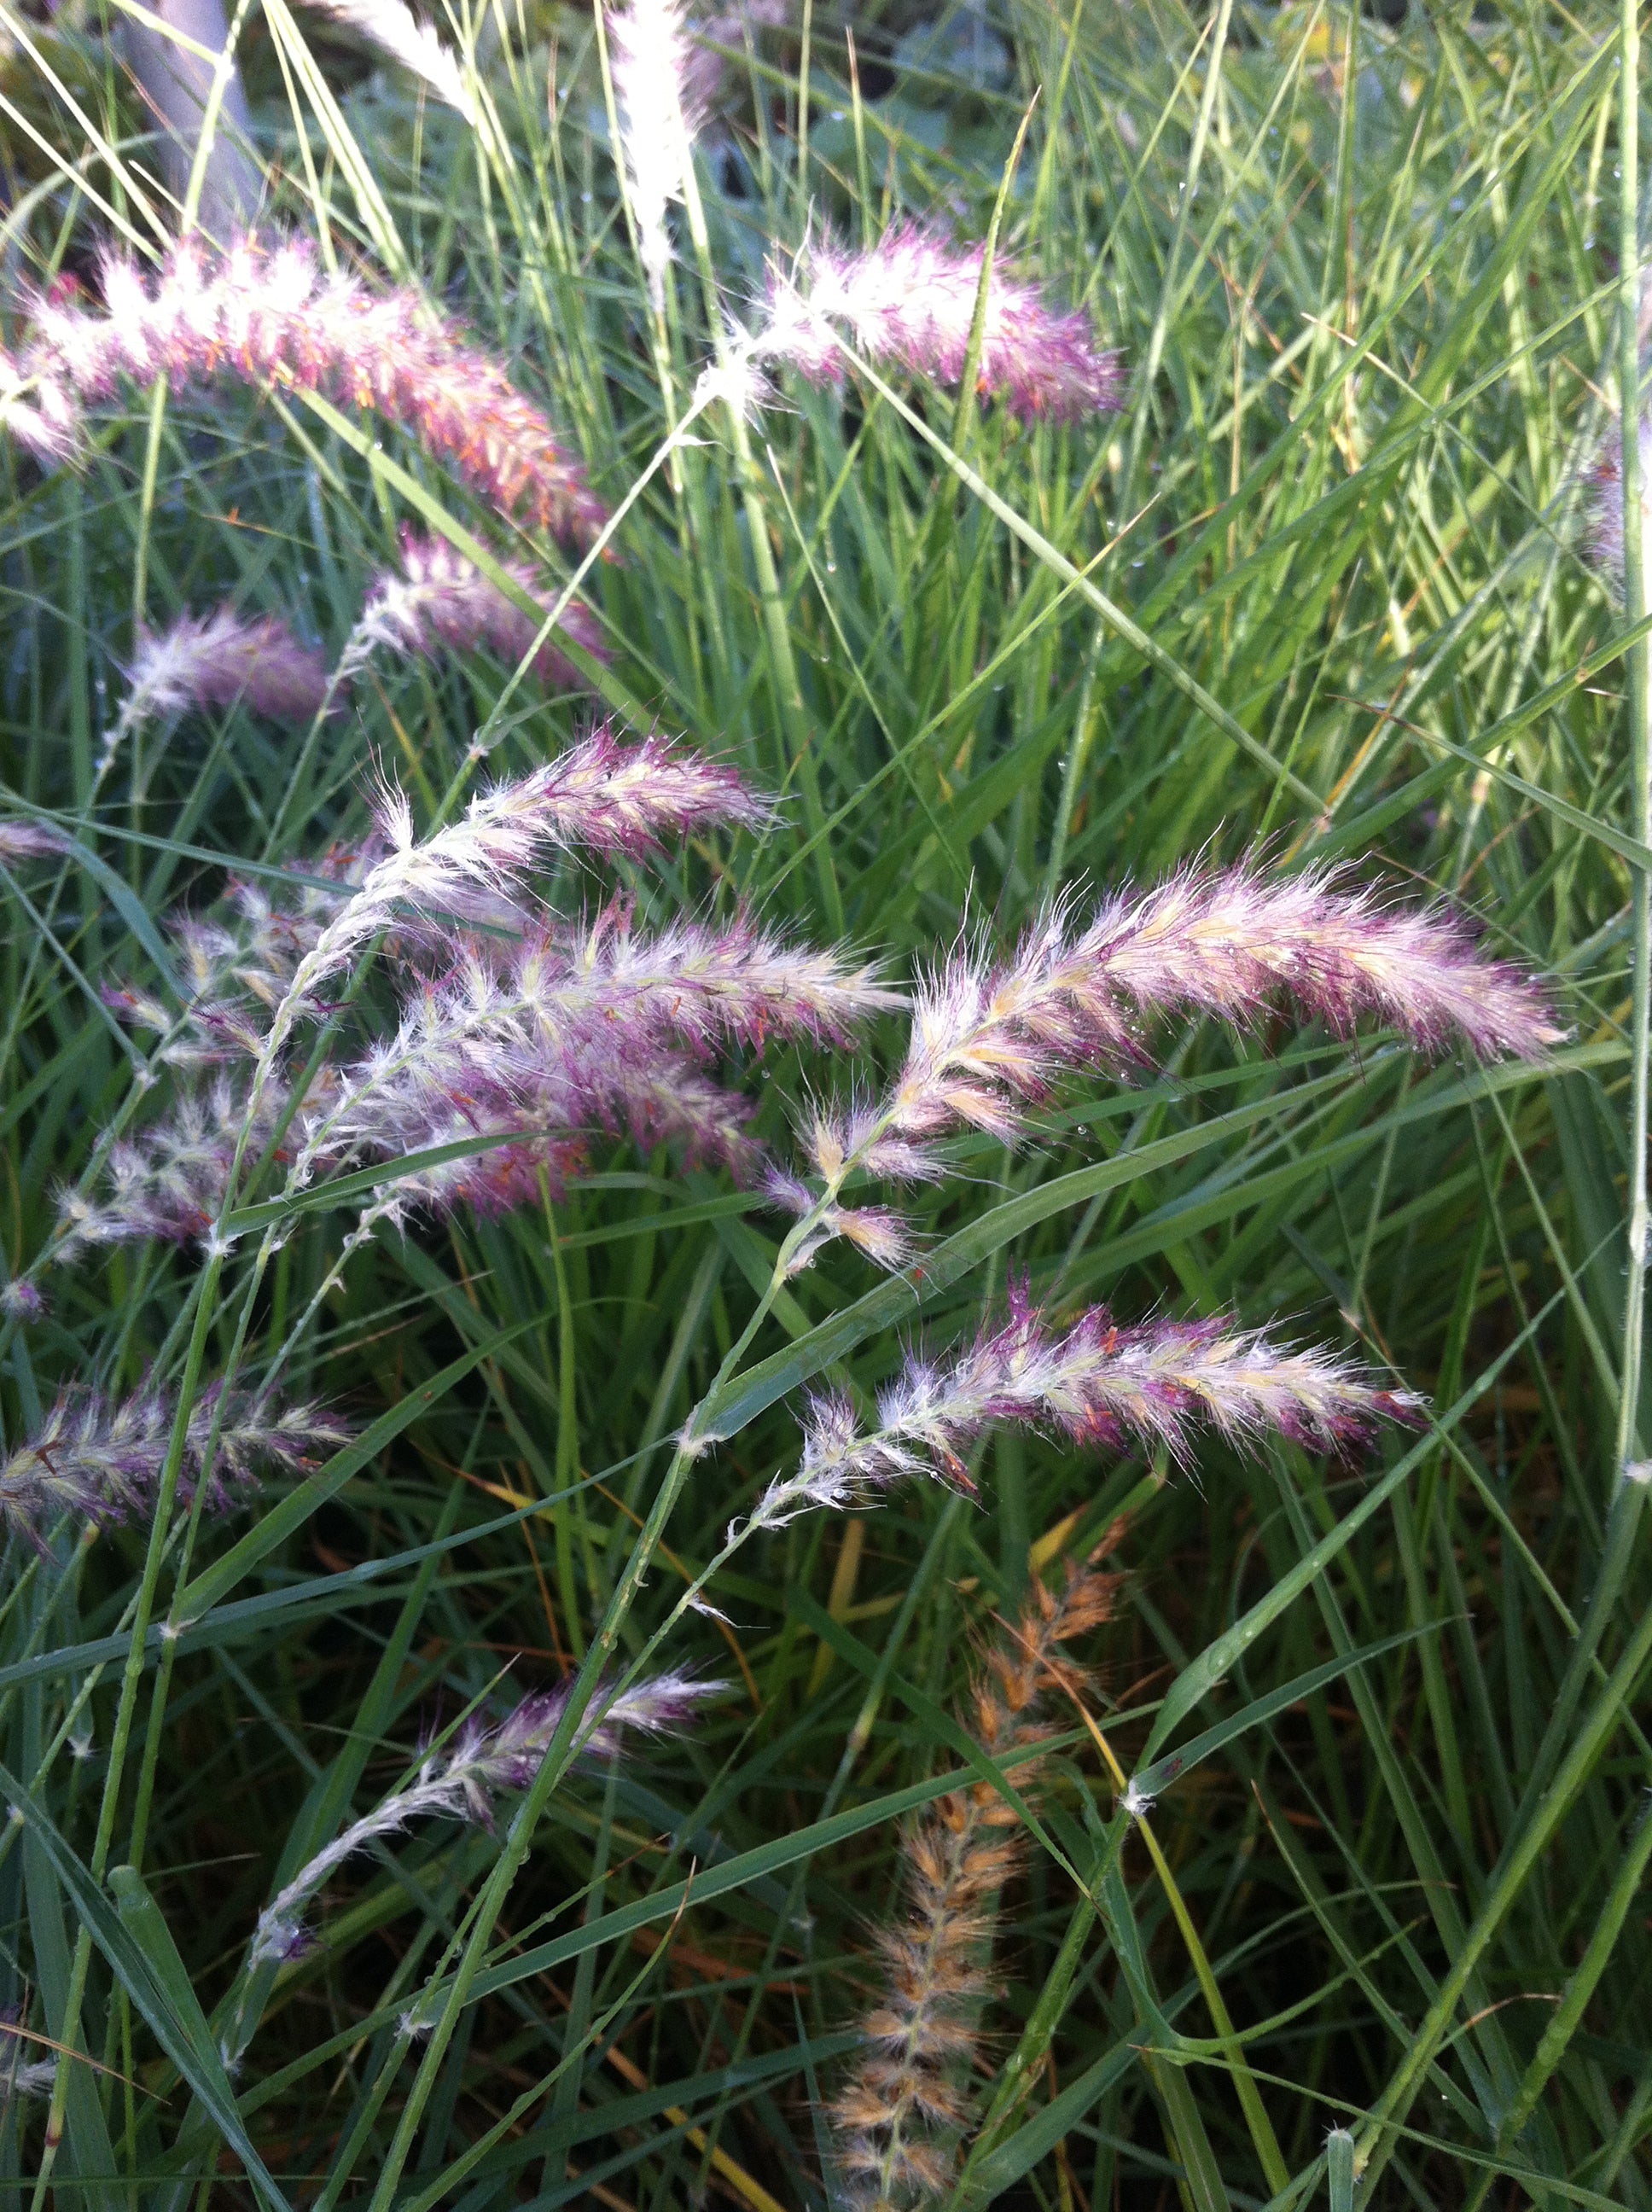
(607, 0, 695, 311)
(1585, 415, 1652, 585)
(245, 734, 770, 1073)
(0, 1381, 349, 1552)
(833, 1563, 1120, 2206)
(291, 0, 475, 119)
(1, 239, 605, 544)
(101, 607, 331, 783)
(785, 863, 1558, 1264)
(345, 531, 608, 691)
(250, 1670, 719, 1965)
(765, 1287, 1419, 1527)
(758, 227, 1122, 422)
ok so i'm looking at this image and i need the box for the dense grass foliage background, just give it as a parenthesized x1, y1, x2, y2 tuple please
(2, 0, 1649, 2203)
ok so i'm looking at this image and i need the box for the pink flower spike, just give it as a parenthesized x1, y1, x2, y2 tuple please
(286, 735, 766, 993)
(250, 1668, 722, 1963)
(0, 1378, 351, 1551)
(470, 725, 774, 859)
(0, 1280, 46, 1322)
(3, 239, 606, 546)
(823, 860, 1560, 1187)
(1055, 863, 1564, 1065)
(120, 608, 332, 734)
(761, 1291, 1422, 1527)
(0, 820, 68, 864)
(759, 226, 1122, 422)
(353, 530, 608, 691)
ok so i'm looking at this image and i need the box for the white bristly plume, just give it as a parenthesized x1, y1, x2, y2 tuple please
(291, 0, 476, 119)
(608, 0, 695, 311)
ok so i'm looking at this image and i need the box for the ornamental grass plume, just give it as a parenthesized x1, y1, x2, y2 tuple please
(0, 1378, 352, 1551)
(291, 0, 475, 119)
(608, 0, 696, 311)
(52, 1069, 322, 1259)
(369, 905, 897, 1074)
(0, 2015, 56, 2105)
(780, 861, 1560, 1262)
(833, 1557, 1123, 2208)
(250, 1668, 721, 1964)
(0, 821, 67, 864)
(259, 729, 772, 1030)
(73, 899, 887, 1247)
(1585, 414, 1652, 584)
(0, 239, 605, 544)
(756, 227, 1123, 422)
(102, 608, 331, 778)
(58, 739, 851, 1253)
(748, 1284, 1419, 1533)
(347, 530, 608, 691)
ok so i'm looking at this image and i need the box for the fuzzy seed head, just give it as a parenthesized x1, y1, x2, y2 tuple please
(759, 226, 1123, 422)
(0, 1380, 351, 1553)
(3, 238, 605, 544)
(831, 1561, 1121, 2204)
(352, 529, 608, 691)
(293, 0, 475, 116)
(608, 0, 697, 310)
(1585, 415, 1652, 588)
(121, 608, 332, 734)
(251, 1668, 720, 1963)
(784, 1280, 1421, 1516)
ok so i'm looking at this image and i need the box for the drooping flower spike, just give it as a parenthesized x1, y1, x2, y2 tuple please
(250, 1669, 720, 1964)
(747, 1285, 1421, 1532)
(0, 239, 605, 544)
(291, 0, 475, 119)
(370, 906, 898, 1069)
(70, 783, 877, 1250)
(53, 1070, 330, 1259)
(272, 730, 772, 1010)
(0, 820, 67, 864)
(348, 531, 608, 692)
(608, 0, 696, 311)
(0, 1379, 352, 1552)
(802, 861, 1562, 1199)
(756, 226, 1123, 422)
(102, 608, 332, 778)
(67, 995, 772, 1254)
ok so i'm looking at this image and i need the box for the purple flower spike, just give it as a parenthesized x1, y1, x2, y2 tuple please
(2, 238, 606, 544)
(0, 820, 67, 864)
(250, 1668, 721, 1965)
(124, 608, 332, 728)
(0, 1379, 352, 1551)
(759, 226, 1123, 422)
(751, 1288, 1421, 1529)
(353, 530, 608, 693)
(800, 860, 1561, 1196)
